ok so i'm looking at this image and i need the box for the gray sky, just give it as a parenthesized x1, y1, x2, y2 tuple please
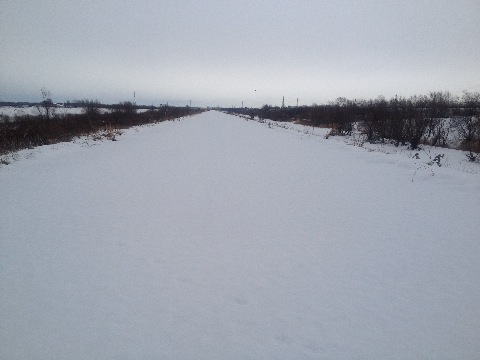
(1, 0, 479, 107)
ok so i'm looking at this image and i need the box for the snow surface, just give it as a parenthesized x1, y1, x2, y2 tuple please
(1, 111, 479, 359)
(0, 106, 150, 121)
(0, 106, 84, 118)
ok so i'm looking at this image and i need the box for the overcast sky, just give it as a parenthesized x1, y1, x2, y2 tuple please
(1, 0, 479, 107)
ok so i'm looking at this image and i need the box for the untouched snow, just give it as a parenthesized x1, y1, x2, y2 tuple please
(1, 111, 479, 359)
(0, 106, 85, 118)
(0, 106, 150, 121)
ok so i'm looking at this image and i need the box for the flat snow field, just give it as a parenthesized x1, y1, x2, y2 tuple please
(1, 111, 479, 359)
(0, 106, 85, 118)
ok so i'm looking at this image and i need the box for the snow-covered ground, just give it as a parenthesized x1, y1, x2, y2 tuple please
(1, 111, 479, 359)
(0, 106, 150, 121)
(0, 106, 84, 118)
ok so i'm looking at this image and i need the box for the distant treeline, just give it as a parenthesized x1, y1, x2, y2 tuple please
(0, 100, 202, 155)
(0, 100, 167, 110)
(226, 91, 480, 153)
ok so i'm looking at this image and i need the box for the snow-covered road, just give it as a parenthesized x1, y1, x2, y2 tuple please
(1, 111, 479, 359)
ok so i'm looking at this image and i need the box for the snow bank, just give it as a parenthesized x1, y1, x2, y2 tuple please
(1, 111, 479, 359)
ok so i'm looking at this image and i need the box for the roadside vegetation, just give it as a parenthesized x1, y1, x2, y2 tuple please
(227, 91, 480, 160)
(0, 99, 202, 156)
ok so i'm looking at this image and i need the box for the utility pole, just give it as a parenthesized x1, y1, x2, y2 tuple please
(282, 96, 285, 108)
(297, 98, 299, 107)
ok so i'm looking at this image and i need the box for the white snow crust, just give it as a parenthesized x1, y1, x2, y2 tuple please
(1, 111, 479, 359)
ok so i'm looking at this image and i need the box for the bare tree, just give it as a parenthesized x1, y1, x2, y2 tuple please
(80, 99, 101, 125)
(456, 91, 480, 153)
(38, 87, 55, 121)
(402, 95, 429, 150)
(426, 92, 454, 147)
